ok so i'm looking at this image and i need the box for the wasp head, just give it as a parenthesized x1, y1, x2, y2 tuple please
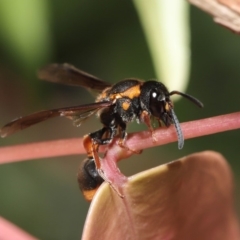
(140, 81, 203, 149)
(140, 81, 173, 125)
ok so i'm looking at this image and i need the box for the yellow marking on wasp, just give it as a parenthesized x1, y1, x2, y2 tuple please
(165, 102, 170, 111)
(83, 188, 99, 202)
(111, 84, 141, 100)
(122, 101, 131, 111)
(165, 101, 173, 112)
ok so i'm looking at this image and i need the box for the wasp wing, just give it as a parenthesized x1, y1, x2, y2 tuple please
(0, 101, 112, 138)
(38, 63, 112, 92)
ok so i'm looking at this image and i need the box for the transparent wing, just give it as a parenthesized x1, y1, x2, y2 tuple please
(38, 63, 112, 92)
(1, 101, 112, 137)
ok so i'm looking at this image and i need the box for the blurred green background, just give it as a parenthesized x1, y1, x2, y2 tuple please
(0, 1, 239, 239)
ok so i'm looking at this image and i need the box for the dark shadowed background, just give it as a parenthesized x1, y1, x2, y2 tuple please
(0, 1, 239, 239)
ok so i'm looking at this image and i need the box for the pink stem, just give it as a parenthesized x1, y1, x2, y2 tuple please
(0, 112, 239, 237)
(0, 112, 239, 165)
(0, 217, 38, 240)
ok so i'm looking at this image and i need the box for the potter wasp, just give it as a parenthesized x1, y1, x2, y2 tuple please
(0, 63, 203, 201)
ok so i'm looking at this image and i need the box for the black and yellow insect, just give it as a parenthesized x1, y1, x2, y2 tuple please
(0, 63, 203, 201)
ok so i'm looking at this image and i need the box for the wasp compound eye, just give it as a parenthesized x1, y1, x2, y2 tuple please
(77, 158, 104, 201)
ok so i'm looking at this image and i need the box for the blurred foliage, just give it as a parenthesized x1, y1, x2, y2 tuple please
(0, 1, 239, 239)
(0, 0, 52, 74)
(134, 0, 190, 92)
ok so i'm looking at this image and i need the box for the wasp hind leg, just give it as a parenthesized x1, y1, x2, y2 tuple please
(78, 130, 107, 201)
(80, 125, 117, 190)
(80, 126, 125, 200)
(140, 110, 158, 143)
(83, 126, 116, 169)
(90, 125, 117, 145)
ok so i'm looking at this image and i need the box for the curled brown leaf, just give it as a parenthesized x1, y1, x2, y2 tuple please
(83, 151, 240, 240)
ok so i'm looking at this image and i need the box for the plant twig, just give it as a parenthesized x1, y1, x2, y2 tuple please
(0, 112, 239, 165)
(0, 217, 37, 240)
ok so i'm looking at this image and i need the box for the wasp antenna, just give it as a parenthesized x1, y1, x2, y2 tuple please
(170, 91, 204, 108)
(170, 109, 184, 150)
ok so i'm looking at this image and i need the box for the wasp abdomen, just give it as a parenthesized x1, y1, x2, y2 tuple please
(77, 158, 104, 201)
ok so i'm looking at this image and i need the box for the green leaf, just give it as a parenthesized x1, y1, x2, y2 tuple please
(133, 0, 190, 94)
(0, 0, 52, 71)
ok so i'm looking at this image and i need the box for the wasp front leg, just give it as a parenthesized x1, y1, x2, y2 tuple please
(140, 110, 158, 143)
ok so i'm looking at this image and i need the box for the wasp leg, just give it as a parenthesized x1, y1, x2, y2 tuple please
(77, 158, 104, 202)
(140, 110, 157, 142)
(83, 125, 117, 180)
(117, 121, 127, 148)
(82, 134, 106, 200)
(82, 127, 125, 200)
(117, 121, 142, 154)
(90, 125, 117, 145)
(83, 126, 112, 166)
(83, 134, 100, 168)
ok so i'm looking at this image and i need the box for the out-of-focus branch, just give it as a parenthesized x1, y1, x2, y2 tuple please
(0, 217, 38, 240)
(188, 0, 240, 33)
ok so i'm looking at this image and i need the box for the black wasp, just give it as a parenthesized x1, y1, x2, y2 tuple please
(0, 63, 203, 201)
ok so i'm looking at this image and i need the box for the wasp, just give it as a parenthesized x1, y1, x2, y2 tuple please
(0, 63, 203, 201)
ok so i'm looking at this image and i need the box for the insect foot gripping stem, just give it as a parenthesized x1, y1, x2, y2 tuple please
(117, 135, 143, 155)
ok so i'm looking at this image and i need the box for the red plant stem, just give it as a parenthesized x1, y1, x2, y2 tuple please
(0, 112, 239, 164)
(0, 138, 84, 164)
(125, 111, 240, 153)
(0, 217, 37, 240)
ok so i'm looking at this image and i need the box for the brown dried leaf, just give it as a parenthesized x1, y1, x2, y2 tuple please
(82, 151, 240, 240)
(188, 0, 240, 33)
(0, 217, 38, 240)
(218, 0, 240, 13)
